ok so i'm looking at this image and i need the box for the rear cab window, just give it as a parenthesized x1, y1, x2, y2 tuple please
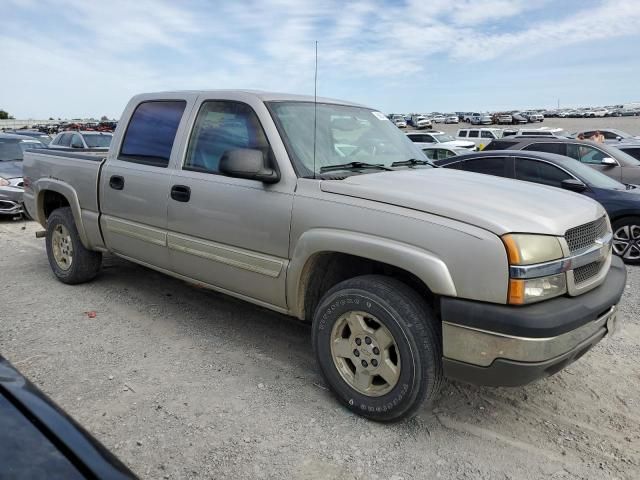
(119, 101, 187, 167)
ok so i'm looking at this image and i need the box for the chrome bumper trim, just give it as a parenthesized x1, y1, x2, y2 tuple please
(509, 232, 612, 279)
(442, 305, 617, 367)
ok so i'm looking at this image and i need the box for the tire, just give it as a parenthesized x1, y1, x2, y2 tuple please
(312, 275, 442, 422)
(46, 207, 102, 284)
(612, 216, 640, 264)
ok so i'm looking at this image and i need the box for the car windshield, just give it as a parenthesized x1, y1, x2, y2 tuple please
(83, 134, 112, 148)
(0, 139, 44, 161)
(434, 134, 455, 142)
(268, 102, 431, 177)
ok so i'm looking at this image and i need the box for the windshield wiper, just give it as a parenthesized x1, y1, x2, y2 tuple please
(391, 158, 436, 168)
(319, 161, 393, 173)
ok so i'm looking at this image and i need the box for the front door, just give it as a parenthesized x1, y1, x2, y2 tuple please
(166, 99, 294, 308)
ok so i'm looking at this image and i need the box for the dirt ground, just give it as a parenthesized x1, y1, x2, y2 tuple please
(1, 218, 639, 480)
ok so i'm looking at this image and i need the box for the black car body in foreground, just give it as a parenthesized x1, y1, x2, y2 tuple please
(484, 137, 640, 184)
(434, 150, 640, 263)
(0, 356, 136, 479)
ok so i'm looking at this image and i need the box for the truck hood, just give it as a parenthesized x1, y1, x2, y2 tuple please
(320, 169, 605, 236)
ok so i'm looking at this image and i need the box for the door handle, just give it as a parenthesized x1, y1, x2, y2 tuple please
(170, 185, 191, 202)
(109, 175, 124, 190)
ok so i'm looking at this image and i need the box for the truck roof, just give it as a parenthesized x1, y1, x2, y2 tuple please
(133, 89, 366, 107)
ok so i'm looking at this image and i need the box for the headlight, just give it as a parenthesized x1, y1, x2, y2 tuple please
(502, 234, 567, 305)
(0, 177, 9, 187)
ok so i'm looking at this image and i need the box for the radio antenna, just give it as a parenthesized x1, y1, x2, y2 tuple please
(313, 40, 318, 179)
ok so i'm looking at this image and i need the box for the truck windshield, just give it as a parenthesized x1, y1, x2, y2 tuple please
(268, 102, 430, 177)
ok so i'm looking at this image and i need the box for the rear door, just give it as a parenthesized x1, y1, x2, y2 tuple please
(99, 95, 197, 269)
(166, 97, 294, 308)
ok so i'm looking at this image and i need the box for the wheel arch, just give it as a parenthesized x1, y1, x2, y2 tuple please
(287, 229, 456, 320)
(35, 180, 90, 248)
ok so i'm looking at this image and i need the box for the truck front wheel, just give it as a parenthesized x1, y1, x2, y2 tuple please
(312, 275, 442, 422)
(46, 207, 102, 284)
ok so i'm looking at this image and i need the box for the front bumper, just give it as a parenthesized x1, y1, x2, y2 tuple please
(441, 255, 626, 386)
(0, 186, 25, 215)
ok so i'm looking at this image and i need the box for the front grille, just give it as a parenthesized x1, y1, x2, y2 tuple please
(565, 217, 608, 253)
(573, 260, 604, 285)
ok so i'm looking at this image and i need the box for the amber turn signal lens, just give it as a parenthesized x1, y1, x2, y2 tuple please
(502, 234, 522, 265)
(508, 279, 525, 305)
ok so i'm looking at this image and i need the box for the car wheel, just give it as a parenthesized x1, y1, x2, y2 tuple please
(312, 275, 442, 422)
(46, 207, 102, 284)
(612, 217, 640, 264)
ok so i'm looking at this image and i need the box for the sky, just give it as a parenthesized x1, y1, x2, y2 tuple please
(2, 0, 639, 119)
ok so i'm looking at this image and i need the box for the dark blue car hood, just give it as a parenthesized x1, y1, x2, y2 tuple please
(0, 160, 23, 179)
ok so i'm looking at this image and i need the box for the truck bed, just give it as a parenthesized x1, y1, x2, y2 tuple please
(23, 149, 106, 215)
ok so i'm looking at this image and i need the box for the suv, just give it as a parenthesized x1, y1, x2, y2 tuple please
(484, 137, 640, 184)
(456, 128, 503, 148)
(522, 111, 544, 122)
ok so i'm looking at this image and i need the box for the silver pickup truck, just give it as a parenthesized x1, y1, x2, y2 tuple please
(23, 90, 626, 422)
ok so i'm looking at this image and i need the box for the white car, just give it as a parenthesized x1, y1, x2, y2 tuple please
(514, 127, 566, 138)
(421, 145, 470, 161)
(410, 115, 432, 129)
(390, 115, 407, 128)
(522, 111, 544, 122)
(456, 128, 503, 148)
(431, 115, 446, 124)
(469, 113, 493, 125)
(49, 131, 113, 149)
(445, 115, 459, 124)
(584, 108, 608, 118)
(406, 131, 475, 150)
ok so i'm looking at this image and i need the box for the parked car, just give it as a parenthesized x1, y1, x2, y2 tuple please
(494, 113, 513, 125)
(432, 114, 446, 124)
(390, 115, 407, 128)
(406, 131, 475, 149)
(434, 150, 640, 263)
(617, 143, 640, 161)
(484, 137, 640, 184)
(421, 145, 469, 160)
(522, 111, 544, 122)
(514, 127, 567, 138)
(49, 131, 113, 149)
(410, 115, 432, 129)
(510, 112, 529, 124)
(456, 128, 503, 148)
(5, 129, 52, 145)
(0, 355, 136, 479)
(444, 114, 459, 124)
(24, 90, 625, 422)
(0, 133, 47, 216)
(570, 129, 640, 143)
(469, 113, 492, 125)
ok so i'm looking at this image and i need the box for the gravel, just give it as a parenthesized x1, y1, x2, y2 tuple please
(1, 172, 640, 479)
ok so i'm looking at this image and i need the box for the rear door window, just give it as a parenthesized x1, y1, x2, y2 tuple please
(515, 158, 572, 187)
(120, 101, 187, 167)
(454, 157, 509, 177)
(468, 130, 479, 138)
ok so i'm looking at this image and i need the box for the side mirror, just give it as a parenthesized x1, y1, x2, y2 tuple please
(561, 179, 587, 192)
(219, 148, 279, 184)
(601, 157, 617, 166)
(616, 136, 622, 141)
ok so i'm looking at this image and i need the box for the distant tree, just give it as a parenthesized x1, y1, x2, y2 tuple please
(49, 117, 54, 120)
(0, 110, 10, 120)
(100, 115, 109, 121)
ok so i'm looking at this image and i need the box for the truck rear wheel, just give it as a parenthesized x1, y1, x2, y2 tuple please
(312, 275, 442, 422)
(46, 207, 102, 284)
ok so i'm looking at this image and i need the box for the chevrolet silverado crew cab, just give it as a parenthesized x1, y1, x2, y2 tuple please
(23, 91, 626, 422)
